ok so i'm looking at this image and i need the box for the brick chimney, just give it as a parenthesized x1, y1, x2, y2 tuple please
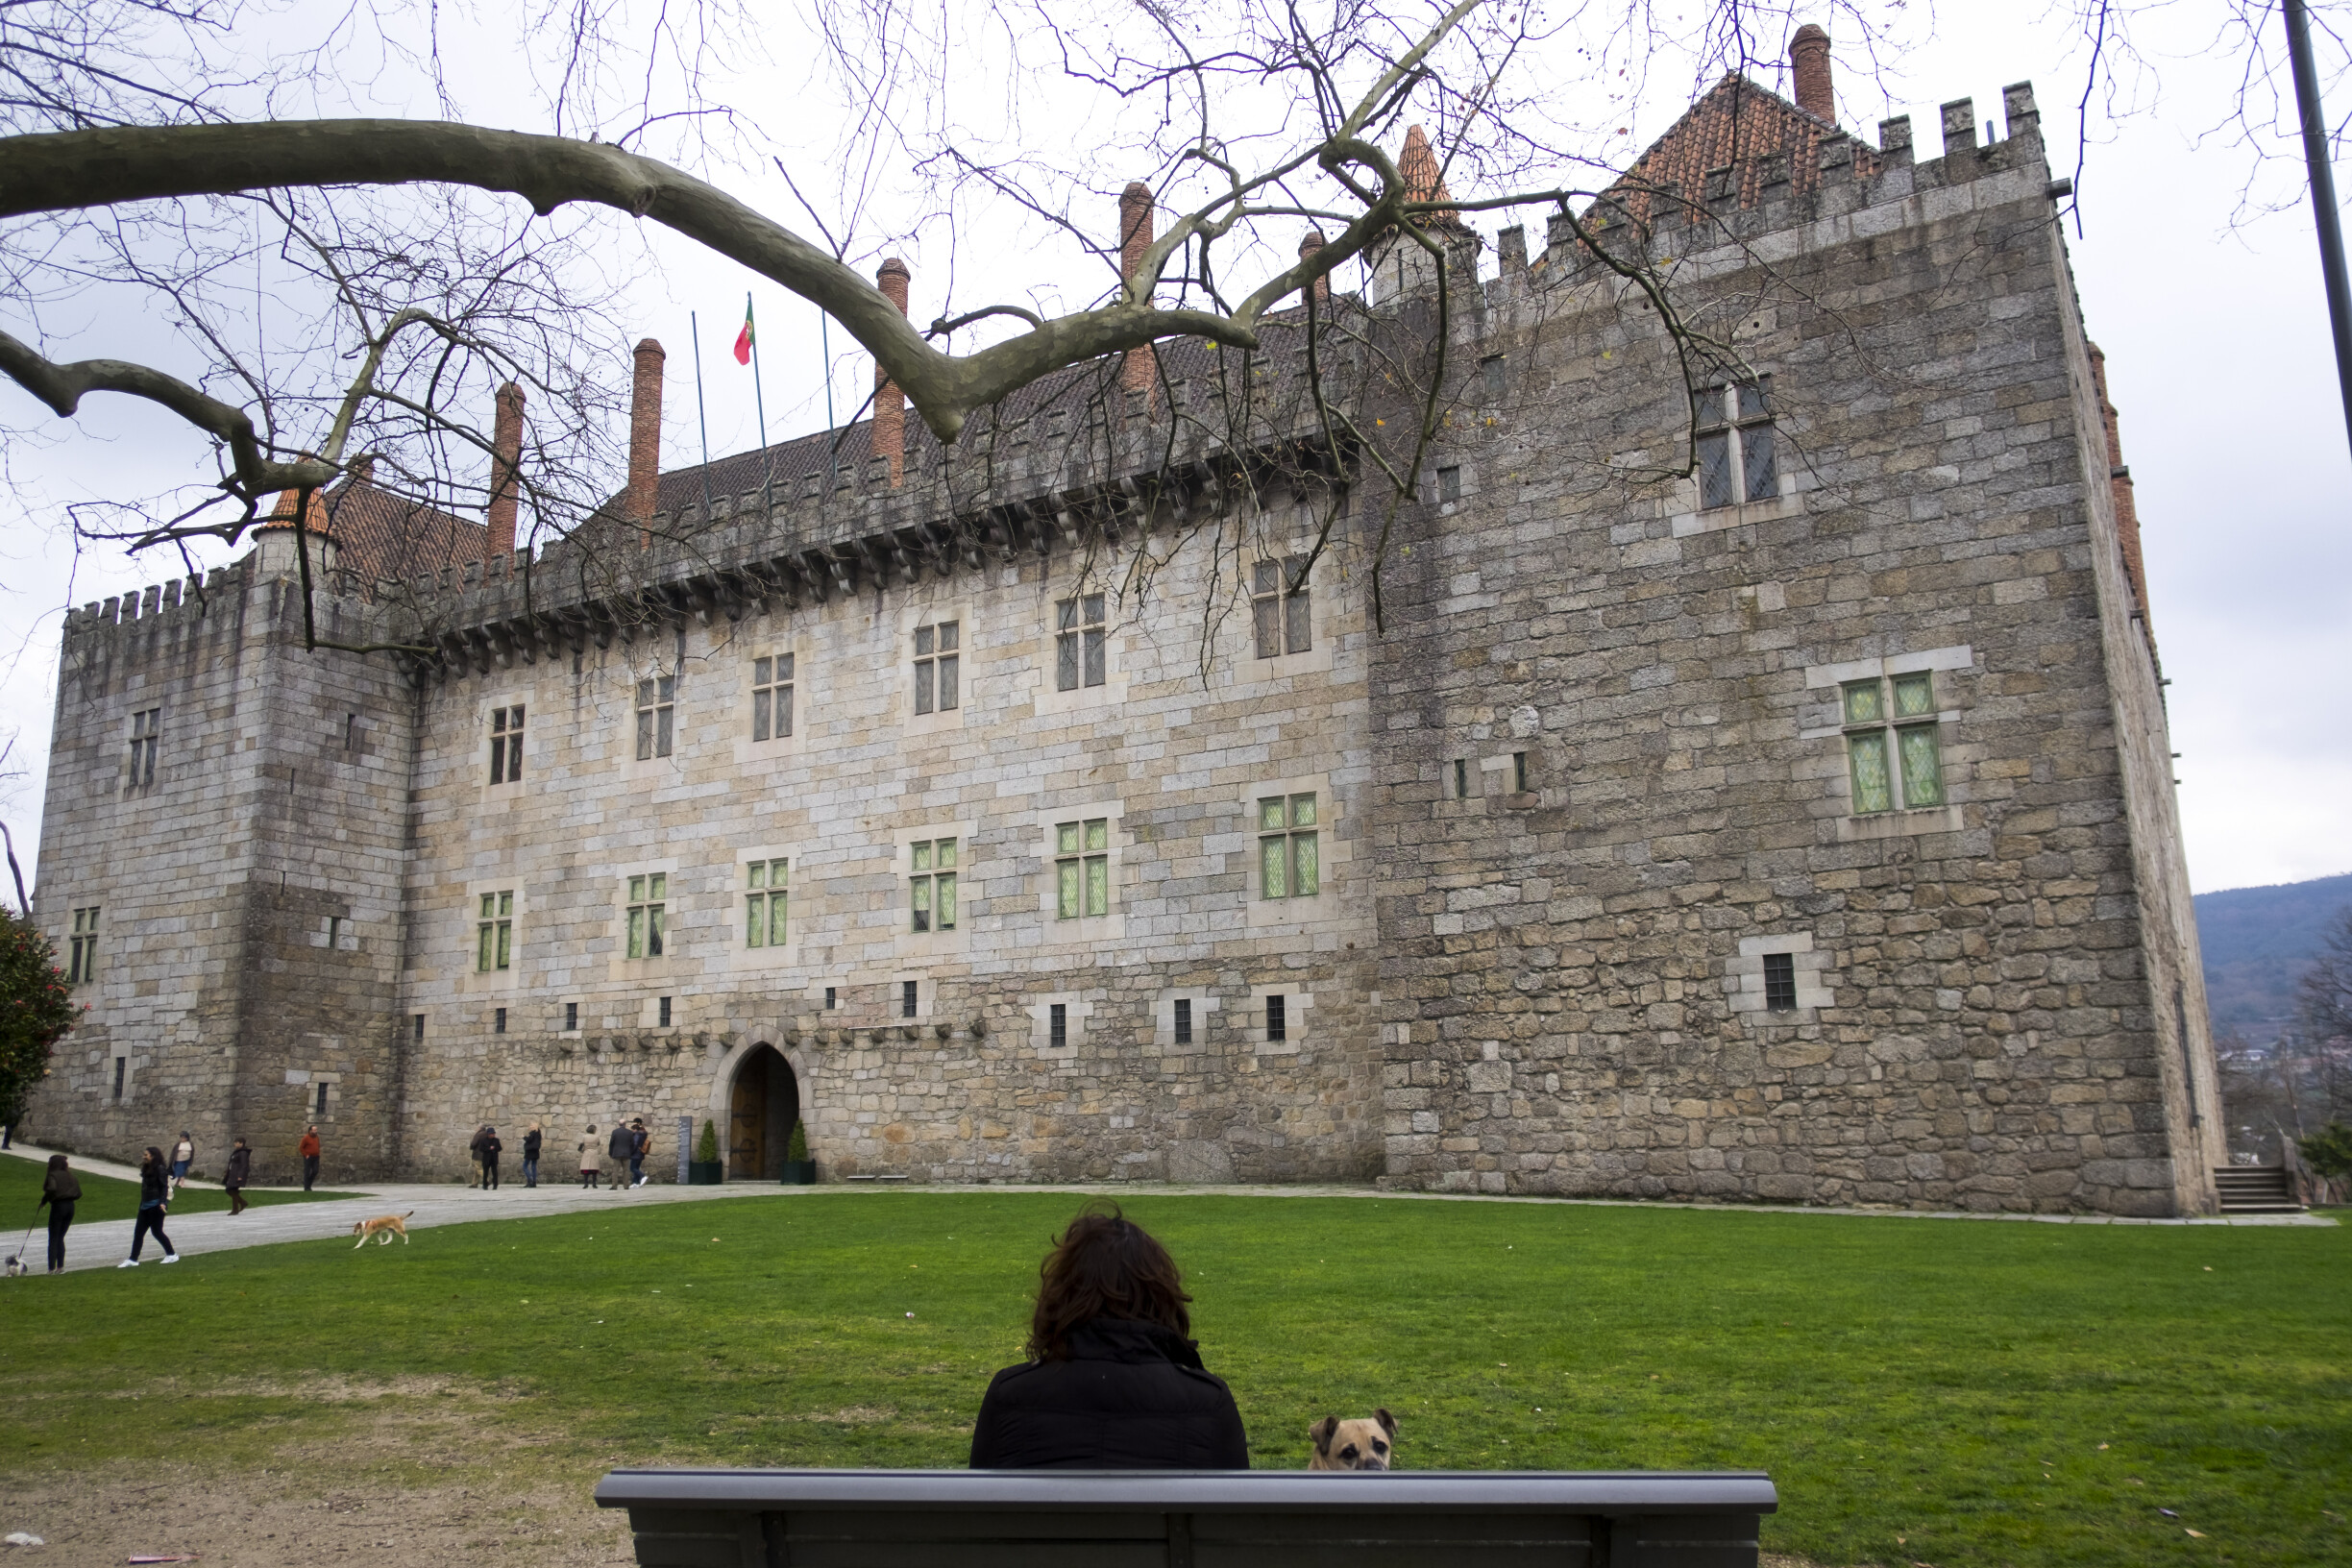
(1299, 230, 1329, 304)
(1791, 25, 1834, 125)
(486, 380, 524, 557)
(1119, 181, 1157, 396)
(873, 257, 910, 486)
(2087, 342, 2154, 642)
(627, 338, 665, 534)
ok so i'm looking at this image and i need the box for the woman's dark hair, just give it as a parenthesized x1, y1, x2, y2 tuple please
(46, 1154, 67, 1172)
(142, 1145, 163, 1167)
(1027, 1204, 1191, 1361)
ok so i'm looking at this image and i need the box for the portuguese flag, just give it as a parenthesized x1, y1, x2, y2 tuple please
(732, 295, 754, 364)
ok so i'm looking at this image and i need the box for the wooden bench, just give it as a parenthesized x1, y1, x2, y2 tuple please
(596, 1466, 1778, 1567)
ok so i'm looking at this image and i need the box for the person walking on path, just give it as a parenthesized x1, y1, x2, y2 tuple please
(478, 1125, 503, 1190)
(606, 1121, 636, 1191)
(299, 1126, 321, 1190)
(37, 1153, 80, 1273)
(578, 1125, 602, 1189)
(223, 1139, 253, 1215)
(522, 1122, 543, 1188)
(628, 1118, 651, 1188)
(119, 1146, 179, 1267)
(169, 1131, 195, 1194)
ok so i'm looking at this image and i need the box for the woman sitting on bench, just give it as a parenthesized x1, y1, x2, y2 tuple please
(969, 1204, 1248, 1469)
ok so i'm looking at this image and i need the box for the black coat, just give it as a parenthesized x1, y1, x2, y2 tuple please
(968, 1317, 1249, 1470)
(523, 1130, 543, 1160)
(608, 1126, 636, 1161)
(138, 1164, 169, 1209)
(224, 1147, 252, 1186)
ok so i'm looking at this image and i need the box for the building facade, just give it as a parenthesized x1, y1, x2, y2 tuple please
(24, 50, 2227, 1214)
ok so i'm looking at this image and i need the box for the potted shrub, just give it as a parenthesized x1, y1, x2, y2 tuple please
(781, 1119, 816, 1185)
(688, 1119, 724, 1185)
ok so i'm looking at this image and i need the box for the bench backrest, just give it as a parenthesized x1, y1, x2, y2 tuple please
(596, 1468, 1778, 1567)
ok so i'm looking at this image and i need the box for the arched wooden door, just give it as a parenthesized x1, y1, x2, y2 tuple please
(726, 1044, 798, 1180)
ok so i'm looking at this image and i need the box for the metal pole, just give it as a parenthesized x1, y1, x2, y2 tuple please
(821, 308, 838, 491)
(2284, 0, 2352, 461)
(689, 310, 714, 525)
(748, 292, 772, 518)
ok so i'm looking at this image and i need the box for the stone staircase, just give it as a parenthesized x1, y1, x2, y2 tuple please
(2214, 1164, 2304, 1213)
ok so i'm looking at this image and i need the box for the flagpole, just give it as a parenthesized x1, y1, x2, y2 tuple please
(820, 307, 838, 491)
(747, 291, 772, 518)
(689, 310, 713, 525)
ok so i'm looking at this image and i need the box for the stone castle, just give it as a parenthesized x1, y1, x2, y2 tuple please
(24, 35, 2228, 1214)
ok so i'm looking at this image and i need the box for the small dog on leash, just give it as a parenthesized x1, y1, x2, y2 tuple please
(1308, 1409, 1398, 1470)
(351, 1211, 415, 1247)
(3, 1252, 28, 1278)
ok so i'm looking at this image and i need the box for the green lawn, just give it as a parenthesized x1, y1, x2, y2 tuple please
(2, 1192, 2344, 1567)
(0, 1151, 347, 1225)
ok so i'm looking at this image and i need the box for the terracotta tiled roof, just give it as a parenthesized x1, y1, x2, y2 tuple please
(258, 473, 491, 582)
(1398, 123, 1462, 227)
(1605, 72, 1880, 221)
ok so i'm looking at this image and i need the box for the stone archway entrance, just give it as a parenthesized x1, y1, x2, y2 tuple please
(727, 1043, 799, 1180)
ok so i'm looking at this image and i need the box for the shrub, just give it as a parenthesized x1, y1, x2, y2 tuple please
(696, 1119, 720, 1163)
(0, 908, 78, 1132)
(2297, 1121, 2352, 1183)
(786, 1118, 808, 1162)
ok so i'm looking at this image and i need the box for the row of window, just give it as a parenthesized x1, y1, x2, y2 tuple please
(500, 576, 1315, 781)
(468, 795, 1324, 972)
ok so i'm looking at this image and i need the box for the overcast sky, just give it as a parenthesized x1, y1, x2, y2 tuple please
(2, 0, 2345, 900)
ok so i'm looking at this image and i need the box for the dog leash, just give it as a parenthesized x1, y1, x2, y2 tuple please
(6, 1211, 37, 1273)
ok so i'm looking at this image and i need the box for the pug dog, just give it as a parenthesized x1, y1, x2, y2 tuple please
(1308, 1409, 1397, 1470)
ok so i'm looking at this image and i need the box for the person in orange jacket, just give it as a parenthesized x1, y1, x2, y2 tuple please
(298, 1125, 322, 1190)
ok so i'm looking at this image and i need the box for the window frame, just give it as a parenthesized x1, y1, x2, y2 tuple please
(1693, 378, 1778, 510)
(750, 653, 796, 743)
(744, 858, 789, 948)
(1055, 595, 1108, 692)
(488, 703, 526, 785)
(1257, 792, 1321, 900)
(67, 905, 99, 985)
(635, 674, 676, 760)
(1762, 952, 1798, 1012)
(625, 872, 668, 959)
(125, 707, 159, 790)
(909, 837, 959, 933)
(913, 620, 961, 716)
(1250, 556, 1312, 660)
(476, 890, 514, 972)
(1840, 672, 1946, 815)
(1055, 818, 1111, 919)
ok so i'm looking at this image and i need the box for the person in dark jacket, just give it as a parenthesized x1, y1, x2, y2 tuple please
(969, 1204, 1248, 1469)
(37, 1154, 81, 1273)
(522, 1122, 543, 1188)
(477, 1126, 503, 1189)
(118, 1146, 179, 1267)
(223, 1139, 253, 1215)
(606, 1122, 635, 1189)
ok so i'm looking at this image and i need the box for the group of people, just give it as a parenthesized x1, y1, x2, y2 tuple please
(26, 1124, 326, 1273)
(462, 1119, 652, 1189)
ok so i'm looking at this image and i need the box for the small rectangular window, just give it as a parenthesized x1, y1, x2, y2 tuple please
(1841, 674, 1945, 814)
(635, 675, 676, 760)
(626, 873, 667, 958)
(1512, 751, 1529, 793)
(902, 979, 919, 1018)
(488, 704, 525, 784)
(476, 891, 514, 972)
(412, 1014, 426, 1041)
(1453, 759, 1468, 800)
(1049, 1002, 1067, 1050)
(910, 838, 958, 932)
(658, 995, 673, 1027)
(327, 916, 344, 949)
(1437, 465, 1461, 503)
(564, 1002, 578, 1032)
(112, 1057, 126, 1101)
(1846, 731, 1894, 815)
(913, 622, 960, 714)
(1696, 380, 1776, 508)
(824, 987, 837, 1010)
(745, 859, 789, 947)
(1056, 595, 1108, 691)
(1251, 557, 1311, 659)
(1265, 993, 1287, 1041)
(126, 707, 159, 790)
(1763, 952, 1798, 1012)
(315, 1082, 329, 1115)
(751, 654, 796, 742)
(1481, 355, 1506, 399)
(1258, 793, 1320, 899)
(1174, 998, 1193, 1045)
(68, 906, 99, 984)
(1055, 818, 1111, 919)
(494, 1006, 507, 1035)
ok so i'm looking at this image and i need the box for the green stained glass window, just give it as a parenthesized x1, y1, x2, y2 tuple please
(1261, 833, 1288, 899)
(1898, 725, 1945, 806)
(936, 872, 956, 928)
(625, 874, 665, 958)
(1085, 856, 1109, 917)
(1260, 796, 1287, 831)
(1848, 732, 1894, 814)
(477, 890, 513, 972)
(1056, 819, 1110, 919)
(1291, 831, 1319, 897)
(1842, 680, 1883, 724)
(1057, 859, 1082, 919)
(745, 859, 787, 947)
(1259, 793, 1321, 898)
(912, 839, 957, 931)
(1893, 672, 1935, 718)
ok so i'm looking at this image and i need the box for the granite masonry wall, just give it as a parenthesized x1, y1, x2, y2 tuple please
(25, 80, 2218, 1213)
